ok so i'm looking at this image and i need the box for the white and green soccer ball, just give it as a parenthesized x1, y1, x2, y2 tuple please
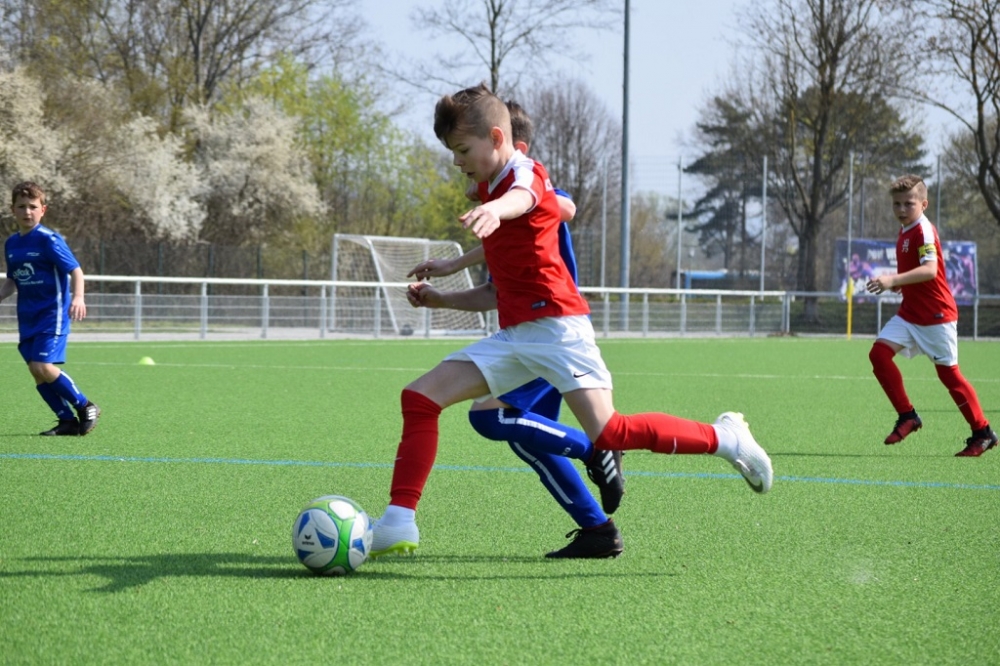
(292, 495, 373, 576)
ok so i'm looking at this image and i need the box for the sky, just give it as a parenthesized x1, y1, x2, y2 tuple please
(359, 1, 959, 197)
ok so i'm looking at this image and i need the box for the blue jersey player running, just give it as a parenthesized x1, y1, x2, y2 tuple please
(402, 102, 624, 559)
(1, 181, 101, 436)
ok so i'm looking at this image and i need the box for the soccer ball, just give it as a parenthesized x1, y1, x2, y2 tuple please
(291, 495, 373, 575)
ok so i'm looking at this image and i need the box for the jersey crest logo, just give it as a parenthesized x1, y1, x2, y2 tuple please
(901, 238, 910, 253)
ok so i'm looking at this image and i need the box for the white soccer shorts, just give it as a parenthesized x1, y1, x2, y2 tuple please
(445, 315, 613, 399)
(877, 315, 958, 365)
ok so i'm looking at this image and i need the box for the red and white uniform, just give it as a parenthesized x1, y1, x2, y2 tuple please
(478, 151, 590, 329)
(895, 215, 957, 326)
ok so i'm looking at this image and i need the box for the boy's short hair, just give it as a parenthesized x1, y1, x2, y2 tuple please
(434, 83, 511, 143)
(11, 181, 46, 206)
(506, 100, 533, 147)
(889, 174, 927, 199)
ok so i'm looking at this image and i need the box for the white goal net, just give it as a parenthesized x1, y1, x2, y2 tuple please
(330, 234, 487, 336)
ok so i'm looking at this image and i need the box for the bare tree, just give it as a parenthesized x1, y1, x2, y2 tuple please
(519, 80, 621, 228)
(404, 0, 620, 95)
(736, 0, 918, 315)
(913, 0, 1000, 226)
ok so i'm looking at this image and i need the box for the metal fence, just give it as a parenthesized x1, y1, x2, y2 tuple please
(1, 276, 998, 341)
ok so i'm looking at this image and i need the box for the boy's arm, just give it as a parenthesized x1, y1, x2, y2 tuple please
(555, 191, 576, 222)
(410, 193, 567, 278)
(865, 260, 937, 294)
(0, 277, 15, 304)
(460, 189, 534, 239)
(68, 267, 87, 321)
(406, 281, 497, 312)
(408, 245, 486, 280)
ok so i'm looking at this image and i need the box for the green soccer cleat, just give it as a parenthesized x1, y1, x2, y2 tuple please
(369, 519, 419, 558)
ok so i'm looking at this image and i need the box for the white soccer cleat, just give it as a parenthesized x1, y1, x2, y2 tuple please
(714, 412, 773, 494)
(369, 518, 420, 558)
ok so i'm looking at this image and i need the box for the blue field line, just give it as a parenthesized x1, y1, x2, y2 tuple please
(2, 452, 999, 492)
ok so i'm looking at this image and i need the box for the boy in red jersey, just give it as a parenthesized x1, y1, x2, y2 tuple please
(370, 84, 774, 557)
(865, 174, 996, 457)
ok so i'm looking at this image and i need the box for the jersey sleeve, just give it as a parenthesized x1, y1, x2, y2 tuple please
(45, 233, 81, 274)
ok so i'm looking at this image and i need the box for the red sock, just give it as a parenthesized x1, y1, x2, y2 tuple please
(388, 389, 442, 510)
(870, 342, 913, 414)
(935, 364, 988, 430)
(595, 411, 718, 454)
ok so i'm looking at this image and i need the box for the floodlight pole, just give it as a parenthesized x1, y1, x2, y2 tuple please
(619, 0, 631, 328)
(676, 157, 683, 290)
(760, 155, 767, 292)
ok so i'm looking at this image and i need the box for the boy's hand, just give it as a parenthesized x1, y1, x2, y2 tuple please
(459, 205, 501, 239)
(408, 257, 458, 279)
(866, 276, 894, 295)
(69, 296, 87, 321)
(406, 282, 444, 308)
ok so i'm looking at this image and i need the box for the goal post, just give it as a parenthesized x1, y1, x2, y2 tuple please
(330, 234, 487, 336)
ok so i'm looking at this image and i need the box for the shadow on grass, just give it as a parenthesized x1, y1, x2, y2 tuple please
(1, 553, 302, 592)
(2, 551, 655, 592)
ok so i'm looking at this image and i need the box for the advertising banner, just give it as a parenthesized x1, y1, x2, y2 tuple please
(834, 238, 977, 304)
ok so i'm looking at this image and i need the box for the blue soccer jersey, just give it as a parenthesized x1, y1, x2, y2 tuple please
(5, 224, 80, 338)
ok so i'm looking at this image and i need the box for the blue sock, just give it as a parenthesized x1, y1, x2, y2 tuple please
(469, 408, 594, 459)
(50, 372, 88, 410)
(37, 383, 75, 420)
(507, 441, 607, 529)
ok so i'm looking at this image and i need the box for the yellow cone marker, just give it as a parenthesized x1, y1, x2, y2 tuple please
(138, 357, 156, 365)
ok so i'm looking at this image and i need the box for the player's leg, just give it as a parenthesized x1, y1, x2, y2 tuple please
(561, 387, 774, 494)
(917, 322, 998, 457)
(870, 316, 921, 444)
(371, 358, 491, 558)
(493, 381, 622, 556)
(20, 336, 95, 436)
(938, 363, 997, 456)
(491, 315, 772, 492)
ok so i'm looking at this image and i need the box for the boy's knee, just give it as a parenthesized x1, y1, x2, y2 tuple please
(870, 341, 895, 366)
(468, 408, 508, 441)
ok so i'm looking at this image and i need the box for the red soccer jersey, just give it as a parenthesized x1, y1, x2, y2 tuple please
(479, 151, 590, 328)
(895, 216, 957, 326)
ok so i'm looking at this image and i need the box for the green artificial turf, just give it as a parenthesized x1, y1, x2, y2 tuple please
(1, 337, 997, 664)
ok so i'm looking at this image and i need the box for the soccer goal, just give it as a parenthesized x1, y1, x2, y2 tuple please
(330, 234, 487, 336)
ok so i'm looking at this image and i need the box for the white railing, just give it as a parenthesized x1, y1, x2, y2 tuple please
(0, 275, 997, 341)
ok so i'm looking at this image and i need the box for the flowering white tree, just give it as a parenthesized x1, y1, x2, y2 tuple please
(186, 97, 326, 244)
(0, 68, 73, 200)
(107, 116, 208, 240)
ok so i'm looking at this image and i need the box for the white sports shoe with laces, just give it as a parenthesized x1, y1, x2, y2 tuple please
(714, 412, 774, 493)
(370, 518, 420, 557)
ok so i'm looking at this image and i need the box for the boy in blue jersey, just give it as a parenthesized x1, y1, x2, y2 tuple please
(1, 181, 101, 436)
(398, 101, 623, 559)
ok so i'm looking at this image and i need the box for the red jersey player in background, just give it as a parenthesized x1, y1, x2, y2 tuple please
(865, 174, 996, 457)
(369, 83, 773, 558)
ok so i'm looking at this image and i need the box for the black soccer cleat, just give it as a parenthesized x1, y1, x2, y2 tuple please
(885, 412, 922, 444)
(76, 401, 101, 436)
(955, 426, 998, 457)
(545, 521, 623, 559)
(585, 448, 625, 514)
(40, 419, 80, 436)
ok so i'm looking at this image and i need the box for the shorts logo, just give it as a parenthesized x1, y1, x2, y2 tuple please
(573, 370, 594, 378)
(531, 300, 547, 309)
